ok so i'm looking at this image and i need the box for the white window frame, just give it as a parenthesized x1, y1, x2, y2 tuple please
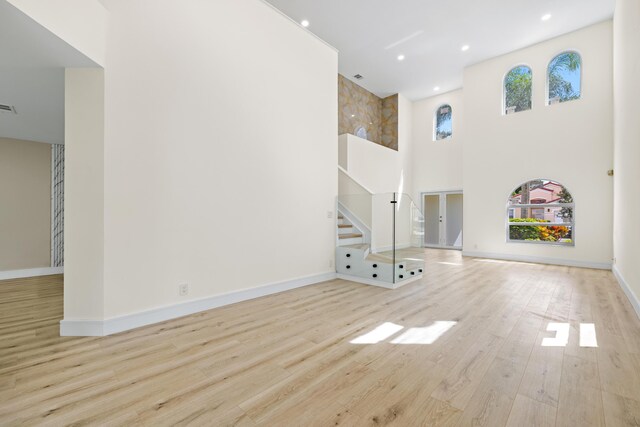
(506, 188, 575, 248)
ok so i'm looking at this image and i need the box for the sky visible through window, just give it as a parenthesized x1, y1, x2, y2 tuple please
(548, 52, 581, 102)
(435, 105, 452, 140)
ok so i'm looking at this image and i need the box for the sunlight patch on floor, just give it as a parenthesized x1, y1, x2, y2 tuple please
(350, 322, 404, 344)
(579, 323, 598, 347)
(542, 323, 570, 347)
(350, 321, 456, 345)
(390, 321, 457, 344)
(542, 322, 598, 347)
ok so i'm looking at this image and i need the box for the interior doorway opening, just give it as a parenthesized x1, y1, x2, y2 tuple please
(422, 191, 463, 250)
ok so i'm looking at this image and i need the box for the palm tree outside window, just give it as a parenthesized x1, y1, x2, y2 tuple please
(434, 104, 452, 140)
(547, 51, 582, 105)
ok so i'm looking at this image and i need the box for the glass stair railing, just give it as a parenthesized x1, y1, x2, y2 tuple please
(336, 191, 425, 289)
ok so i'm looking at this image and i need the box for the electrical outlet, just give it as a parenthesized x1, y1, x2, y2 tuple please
(327, 211, 333, 219)
(179, 283, 189, 296)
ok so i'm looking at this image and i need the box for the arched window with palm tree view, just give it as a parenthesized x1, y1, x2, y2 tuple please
(547, 51, 581, 105)
(507, 179, 574, 246)
(504, 65, 532, 115)
(434, 104, 452, 140)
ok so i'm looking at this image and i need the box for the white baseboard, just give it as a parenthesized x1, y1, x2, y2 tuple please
(60, 271, 337, 337)
(336, 273, 422, 290)
(613, 265, 640, 320)
(0, 267, 64, 281)
(461, 251, 611, 270)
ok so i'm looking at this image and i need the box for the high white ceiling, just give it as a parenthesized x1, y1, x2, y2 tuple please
(265, 0, 615, 100)
(0, 0, 97, 145)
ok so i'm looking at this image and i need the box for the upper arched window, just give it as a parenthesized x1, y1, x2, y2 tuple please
(354, 126, 368, 140)
(504, 65, 532, 115)
(507, 179, 574, 246)
(547, 51, 581, 105)
(434, 104, 452, 140)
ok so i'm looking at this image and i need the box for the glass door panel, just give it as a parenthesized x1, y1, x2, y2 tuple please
(445, 194, 463, 248)
(424, 195, 441, 246)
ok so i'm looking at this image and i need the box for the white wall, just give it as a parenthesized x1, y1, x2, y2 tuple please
(64, 68, 105, 321)
(411, 89, 464, 202)
(339, 94, 413, 198)
(339, 134, 404, 194)
(613, 0, 640, 312)
(339, 96, 414, 252)
(398, 94, 414, 200)
(5, 0, 108, 66)
(97, 0, 338, 319)
(463, 21, 614, 268)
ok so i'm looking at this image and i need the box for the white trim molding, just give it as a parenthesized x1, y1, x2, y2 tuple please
(60, 271, 337, 337)
(461, 251, 611, 270)
(613, 265, 640, 320)
(0, 267, 64, 281)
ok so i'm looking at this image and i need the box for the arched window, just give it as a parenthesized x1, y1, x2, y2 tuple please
(434, 104, 452, 140)
(547, 51, 581, 105)
(507, 179, 574, 245)
(354, 126, 368, 140)
(504, 65, 532, 115)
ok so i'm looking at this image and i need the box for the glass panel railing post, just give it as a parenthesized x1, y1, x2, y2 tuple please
(391, 192, 397, 285)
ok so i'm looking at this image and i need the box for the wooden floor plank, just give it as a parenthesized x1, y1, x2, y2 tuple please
(0, 250, 639, 426)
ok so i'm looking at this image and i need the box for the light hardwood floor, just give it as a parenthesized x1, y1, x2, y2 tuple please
(1, 249, 639, 426)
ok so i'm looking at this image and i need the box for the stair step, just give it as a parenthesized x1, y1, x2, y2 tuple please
(342, 244, 369, 250)
(337, 215, 344, 219)
(337, 224, 352, 228)
(339, 233, 363, 239)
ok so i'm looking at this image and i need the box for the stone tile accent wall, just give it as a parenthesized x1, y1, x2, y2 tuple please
(381, 94, 398, 150)
(338, 74, 398, 151)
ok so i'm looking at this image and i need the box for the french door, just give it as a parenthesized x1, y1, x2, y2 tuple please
(422, 191, 463, 249)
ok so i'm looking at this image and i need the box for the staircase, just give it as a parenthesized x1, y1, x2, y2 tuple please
(337, 214, 364, 245)
(335, 209, 423, 289)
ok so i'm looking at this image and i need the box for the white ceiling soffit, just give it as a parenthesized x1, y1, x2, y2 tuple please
(265, 0, 615, 100)
(0, 69, 64, 145)
(0, 0, 97, 145)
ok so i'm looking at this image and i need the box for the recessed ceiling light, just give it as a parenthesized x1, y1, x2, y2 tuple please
(541, 14, 552, 21)
(397, 54, 405, 61)
(461, 45, 470, 52)
(301, 19, 310, 27)
(434, 86, 440, 91)
(351, 114, 355, 118)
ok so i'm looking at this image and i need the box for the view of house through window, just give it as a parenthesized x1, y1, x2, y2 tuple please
(504, 65, 532, 114)
(548, 51, 582, 104)
(434, 104, 452, 140)
(507, 179, 574, 245)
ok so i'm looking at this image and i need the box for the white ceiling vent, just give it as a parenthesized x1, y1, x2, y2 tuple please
(0, 104, 17, 114)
